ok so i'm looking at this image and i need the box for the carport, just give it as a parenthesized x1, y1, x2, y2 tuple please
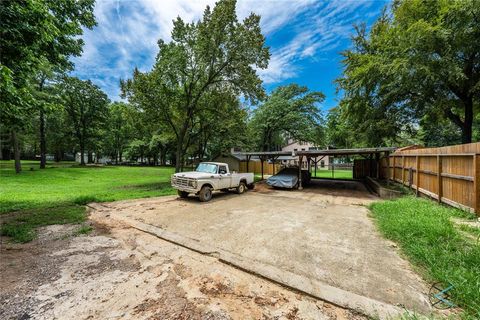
(240, 151, 292, 179)
(239, 147, 396, 189)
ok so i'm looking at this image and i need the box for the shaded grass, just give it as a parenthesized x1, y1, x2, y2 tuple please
(1, 160, 176, 242)
(74, 224, 93, 236)
(1, 206, 86, 242)
(370, 196, 480, 318)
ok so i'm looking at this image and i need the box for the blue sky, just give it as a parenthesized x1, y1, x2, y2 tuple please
(71, 0, 389, 112)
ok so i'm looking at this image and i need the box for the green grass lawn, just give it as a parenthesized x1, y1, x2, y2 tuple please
(312, 169, 353, 179)
(1, 160, 176, 242)
(370, 196, 480, 318)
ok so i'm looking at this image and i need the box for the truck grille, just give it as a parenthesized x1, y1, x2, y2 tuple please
(172, 176, 194, 188)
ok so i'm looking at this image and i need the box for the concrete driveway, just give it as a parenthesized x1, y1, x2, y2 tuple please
(92, 180, 432, 316)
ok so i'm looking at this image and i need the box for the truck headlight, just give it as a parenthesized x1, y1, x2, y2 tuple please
(188, 180, 197, 188)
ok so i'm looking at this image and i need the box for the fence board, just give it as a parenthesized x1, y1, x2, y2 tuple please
(238, 161, 282, 175)
(381, 142, 480, 215)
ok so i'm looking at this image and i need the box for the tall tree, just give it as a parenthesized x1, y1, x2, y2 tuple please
(249, 84, 325, 151)
(338, 0, 480, 145)
(122, 0, 269, 172)
(104, 102, 136, 164)
(0, 0, 96, 172)
(325, 107, 355, 149)
(60, 77, 109, 165)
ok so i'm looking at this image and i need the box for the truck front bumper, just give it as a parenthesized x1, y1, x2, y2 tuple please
(172, 186, 199, 193)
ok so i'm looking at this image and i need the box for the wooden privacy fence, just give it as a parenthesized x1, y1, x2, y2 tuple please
(381, 142, 480, 214)
(239, 161, 282, 175)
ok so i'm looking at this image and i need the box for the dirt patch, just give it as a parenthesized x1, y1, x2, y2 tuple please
(251, 181, 276, 193)
(0, 214, 366, 320)
(0, 225, 75, 320)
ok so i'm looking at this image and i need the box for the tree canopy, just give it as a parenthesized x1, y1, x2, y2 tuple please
(249, 84, 325, 151)
(0, 0, 96, 172)
(60, 77, 109, 165)
(122, 0, 270, 171)
(337, 0, 480, 145)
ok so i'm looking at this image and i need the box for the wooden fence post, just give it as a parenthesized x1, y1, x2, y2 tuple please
(474, 154, 480, 214)
(401, 156, 405, 185)
(415, 156, 420, 196)
(260, 157, 264, 180)
(298, 155, 303, 190)
(437, 155, 442, 203)
(392, 155, 396, 182)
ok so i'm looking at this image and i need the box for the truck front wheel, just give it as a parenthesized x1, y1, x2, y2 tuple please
(236, 182, 246, 194)
(199, 185, 213, 202)
(178, 190, 189, 198)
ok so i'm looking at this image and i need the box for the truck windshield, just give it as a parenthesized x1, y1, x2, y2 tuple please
(195, 163, 218, 174)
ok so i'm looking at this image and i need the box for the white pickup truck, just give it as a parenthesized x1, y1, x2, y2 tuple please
(171, 162, 255, 202)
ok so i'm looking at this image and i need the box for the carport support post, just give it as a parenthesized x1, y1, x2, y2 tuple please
(298, 155, 303, 190)
(246, 155, 251, 173)
(314, 157, 317, 177)
(260, 156, 264, 180)
(332, 156, 335, 179)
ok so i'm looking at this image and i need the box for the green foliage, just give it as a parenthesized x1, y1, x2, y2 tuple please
(103, 102, 137, 163)
(0, 0, 96, 174)
(325, 106, 356, 148)
(370, 197, 480, 318)
(122, 0, 269, 171)
(59, 76, 110, 164)
(0, 0, 95, 125)
(338, 0, 480, 146)
(249, 84, 325, 151)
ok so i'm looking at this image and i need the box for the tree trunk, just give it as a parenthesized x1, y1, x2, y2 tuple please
(80, 142, 85, 165)
(119, 151, 123, 163)
(175, 142, 182, 172)
(40, 108, 46, 169)
(462, 97, 473, 144)
(87, 151, 93, 164)
(55, 150, 62, 162)
(12, 130, 21, 173)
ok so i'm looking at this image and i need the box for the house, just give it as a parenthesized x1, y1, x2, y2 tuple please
(281, 139, 329, 169)
(75, 152, 111, 164)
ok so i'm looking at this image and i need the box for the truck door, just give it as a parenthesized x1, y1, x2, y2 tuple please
(218, 165, 232, 189)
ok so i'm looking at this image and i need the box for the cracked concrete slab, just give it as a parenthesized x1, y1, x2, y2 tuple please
(88, 180, 433, 318)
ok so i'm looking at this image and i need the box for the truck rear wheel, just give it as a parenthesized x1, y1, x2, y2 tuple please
(178, 190, 189, 198)
(236, 182, 246, 194)
(199, 185, 213, 202)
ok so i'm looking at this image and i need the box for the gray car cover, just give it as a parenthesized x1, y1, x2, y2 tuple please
(266, 167, 306, 188)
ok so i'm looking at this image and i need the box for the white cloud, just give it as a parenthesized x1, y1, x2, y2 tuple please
(258, 0, 380, 83)
(71, 0, 382, 99)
